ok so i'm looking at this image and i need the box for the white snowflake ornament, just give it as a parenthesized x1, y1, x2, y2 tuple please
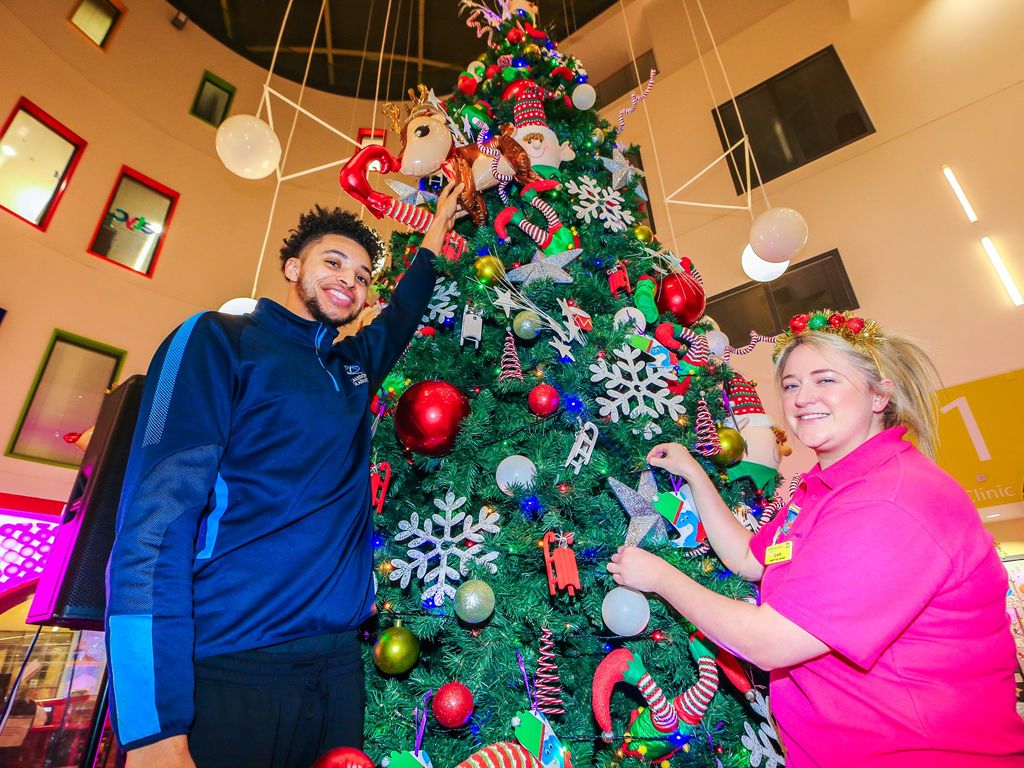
(565, 175, 636, 233)
(389, 490, 500, 605)
(420, 277, 460, 327)
(742, 690, 786, 767)
(589, 343, 685, 427)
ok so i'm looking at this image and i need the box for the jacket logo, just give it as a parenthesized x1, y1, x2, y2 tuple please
(345, 364, 368, 386)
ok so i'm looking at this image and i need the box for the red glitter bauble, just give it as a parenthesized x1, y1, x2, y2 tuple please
(655, 273, 706, 326)
(528, 384, 561, 417)
(432, 681, 475, 728)
(457, 76, 478, 96)
(789, 313, 810, 333)
(313, 747, 374, 768)
(828, 312, 846, 329)
(507, 28, 524, 44)
(394, 381, 470, 457)
(846, 316, 865, 334)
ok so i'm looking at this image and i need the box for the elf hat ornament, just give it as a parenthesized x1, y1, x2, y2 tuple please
(512, 82, 549, 129)
(728, 373, 773, 429)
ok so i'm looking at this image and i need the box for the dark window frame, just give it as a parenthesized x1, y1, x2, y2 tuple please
(706, 249, 859, 338)
(713, 45, 874, 195)
(68, 0, 126, 50)
(190, 70, 237, 127)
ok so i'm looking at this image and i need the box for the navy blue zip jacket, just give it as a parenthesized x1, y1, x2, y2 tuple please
(105, 248, 437, 750)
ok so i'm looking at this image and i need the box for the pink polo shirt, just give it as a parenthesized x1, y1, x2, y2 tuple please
(750, 427, 1024, 767)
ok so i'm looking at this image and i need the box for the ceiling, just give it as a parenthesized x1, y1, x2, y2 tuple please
(169, 0, 619, 101)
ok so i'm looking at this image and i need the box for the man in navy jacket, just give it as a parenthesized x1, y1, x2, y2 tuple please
(106, 184, 464, 767)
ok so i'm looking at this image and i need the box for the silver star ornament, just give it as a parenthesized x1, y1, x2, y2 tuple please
(608, 470, 671, 547)
(505, 249, 581, 285)
(601, 148, 644, 191)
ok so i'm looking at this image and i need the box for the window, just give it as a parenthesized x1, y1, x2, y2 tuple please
(190, 71, 236, 127)
(68, 0, 125, 48)
(705, 249, 858, 343)
(0, 98, 87, 231)
(624, 147, 655, 233)
(87, 166, 179, 277)
(714, 46, 874, 194)
(6, 331, 126, 469)
(596, 50, 658, 106)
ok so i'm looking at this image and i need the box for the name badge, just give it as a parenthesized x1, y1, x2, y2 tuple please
(764, 540, 793, 565)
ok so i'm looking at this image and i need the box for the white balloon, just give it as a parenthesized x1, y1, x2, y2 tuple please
(215, 115, 281, 180)
(613, 306, 646, 334)
(218, 297, 258, 315)
(749, 207, 808, 263)
(741, 244, 789, 282)
(495, 455, 537, 496)
(706, 329, 730, 357)
(601, 587, 650, 636)
(571, 83, 597, 110)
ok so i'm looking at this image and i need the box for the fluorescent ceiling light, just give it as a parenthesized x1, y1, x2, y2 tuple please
(980, 237, 1023, 307)
(942, 165, 978, 223)
(984, 513, 1001, 519)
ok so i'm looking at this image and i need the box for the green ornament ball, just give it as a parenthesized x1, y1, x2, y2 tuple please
(373, 621, 420, 675)
(512, 310, 543, 339)
(502, 67, 518, 82)
(454, 579, 495, 624)
(808, 313, 828, 330)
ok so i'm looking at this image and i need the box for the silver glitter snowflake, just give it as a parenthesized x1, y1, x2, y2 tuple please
(589, 343, 685, 427)
(742, 690, 785, 767)
(420, 277, 460, 327)
(389, 490, 500, 605)
(565, 175, 636, 232)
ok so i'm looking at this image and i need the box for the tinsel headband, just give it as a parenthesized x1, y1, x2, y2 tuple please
(772, 309, 886, 375)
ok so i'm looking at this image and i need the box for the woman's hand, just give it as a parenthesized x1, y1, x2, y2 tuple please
(607, 546, 672, 594)
(421, 182, 464, 255)
(646, 442, 705, 481)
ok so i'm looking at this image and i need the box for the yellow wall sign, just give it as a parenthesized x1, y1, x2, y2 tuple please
(936, 369, 1022, 509)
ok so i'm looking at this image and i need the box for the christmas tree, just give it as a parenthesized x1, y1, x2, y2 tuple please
(340, 2, 786, 766)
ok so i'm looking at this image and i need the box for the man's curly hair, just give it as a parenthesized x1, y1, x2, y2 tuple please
(279, 205, 383, 274)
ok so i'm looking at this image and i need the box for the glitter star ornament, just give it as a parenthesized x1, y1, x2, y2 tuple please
(505, 249, 582, 285)
(608, 470, 671, 546)
(386, 179, 438, 207)
(600, 147, 644, 191)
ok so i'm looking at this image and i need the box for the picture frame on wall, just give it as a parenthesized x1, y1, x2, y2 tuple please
(5, 330, 126, 469)
(0, 98, 87, 231)
(87, 166, 179, 277)
(190, 71, 236, 127)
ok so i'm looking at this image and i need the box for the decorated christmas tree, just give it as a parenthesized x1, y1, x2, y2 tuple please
(338, 2, 790, 766)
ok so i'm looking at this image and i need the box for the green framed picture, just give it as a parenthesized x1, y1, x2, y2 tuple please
(6, 330, 126, 468)
(190, 71, 236, 127)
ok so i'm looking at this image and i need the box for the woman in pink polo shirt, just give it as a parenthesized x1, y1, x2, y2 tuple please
(608, 310, 1024, 766)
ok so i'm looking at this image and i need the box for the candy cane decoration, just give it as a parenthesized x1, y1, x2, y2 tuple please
(618, 69, 658, 132)
(535, 627, 565, 716)
(760, 474, 802, 525)
(694, 399, 720, 457)
(723, 330, 777, 365)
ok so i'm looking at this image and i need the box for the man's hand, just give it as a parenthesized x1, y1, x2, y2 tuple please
(646, 442, 705, 482)
(606, 546, 674, 594)
(126, 735, 196, 768)
(421, 182, 464, 255)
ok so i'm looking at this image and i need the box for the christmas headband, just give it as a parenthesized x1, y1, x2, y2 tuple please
(772, 309, 885, 371)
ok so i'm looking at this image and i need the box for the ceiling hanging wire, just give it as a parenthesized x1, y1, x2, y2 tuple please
(385, 0, 405, 101)
(349, 0, 379, 136)
(400, 0, 414, 94)
(251, 0, 328, 299)
(258, 0, 296, 121)
(616, 0, 679, 250)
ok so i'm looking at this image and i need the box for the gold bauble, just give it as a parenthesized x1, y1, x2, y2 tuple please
(712, 427, 746, 467)
(474, 255, 505, 285)
(523, 43, 541, 58)
(373, 620, 420, 675)
(634, 224, 654, 244)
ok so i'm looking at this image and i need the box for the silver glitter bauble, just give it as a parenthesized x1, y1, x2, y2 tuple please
(454, 579, 495, 624)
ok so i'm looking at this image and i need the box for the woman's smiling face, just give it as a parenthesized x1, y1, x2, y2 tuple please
(779, 342, 890, 468)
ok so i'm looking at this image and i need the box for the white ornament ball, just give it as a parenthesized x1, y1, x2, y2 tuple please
(613, 306, 647, 334)
(571, 83, 597, 110)
(749, 207, 808, 263)
(495, 455, 537, 496)
(215, 114, 281, 180)
(601, 587, 650, 636)
(741, 244, 789, 283)
(706, 330, 730, 358)
(218, 297, 258, 315)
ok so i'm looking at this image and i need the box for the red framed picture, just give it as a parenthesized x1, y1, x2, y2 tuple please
(357, 127, 386, 147)
(0, 98, 87, 231)
(87, 166, 179, 278)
